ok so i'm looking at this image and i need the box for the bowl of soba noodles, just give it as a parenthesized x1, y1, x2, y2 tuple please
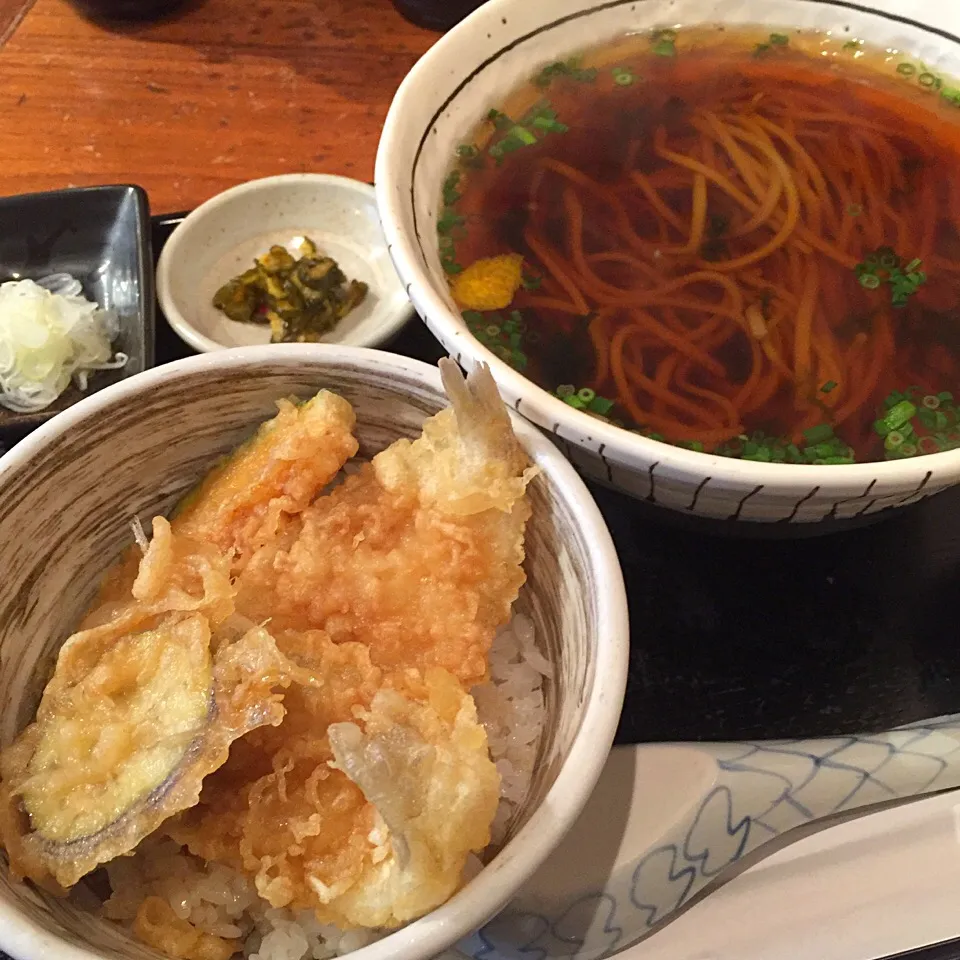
(376, 0, 960, 523)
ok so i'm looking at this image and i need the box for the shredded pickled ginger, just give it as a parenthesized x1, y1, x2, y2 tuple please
(0, 277, 127, 412)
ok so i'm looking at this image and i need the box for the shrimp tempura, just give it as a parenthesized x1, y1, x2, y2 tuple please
(234, 359, 538, 684)
(169, 361, 536, 931)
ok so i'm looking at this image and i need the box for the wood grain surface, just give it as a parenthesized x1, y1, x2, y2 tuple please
(0, 0, 436, 212)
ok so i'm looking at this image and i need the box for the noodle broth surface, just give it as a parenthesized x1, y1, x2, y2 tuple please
(440, 27, 960, 465)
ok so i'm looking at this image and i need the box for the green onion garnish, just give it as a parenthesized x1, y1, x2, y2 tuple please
(942, 86, 960, 107)
(532, 116, 569, 133)
(803, 424, 835, 443)
(919, 71, 940, 89)
(769, 33, 789, 45)
(436, 211, 465, 235)
(651, 29, 677, 57)
(820, 380, 838, 394)
(883, 400, 917, 431)
(897, 62, 917, 77)
(508, 125, 537, 146)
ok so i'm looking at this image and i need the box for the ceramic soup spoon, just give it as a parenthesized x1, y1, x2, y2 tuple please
(456, 716, 960, 960)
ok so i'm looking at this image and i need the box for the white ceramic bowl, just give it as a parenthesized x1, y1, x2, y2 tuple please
(376, 0, 960, 524)
(0, 345, 628, 960)
(157, 175, 414, 353)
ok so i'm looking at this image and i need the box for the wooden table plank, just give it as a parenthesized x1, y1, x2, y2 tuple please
(0, 0, 436, 212)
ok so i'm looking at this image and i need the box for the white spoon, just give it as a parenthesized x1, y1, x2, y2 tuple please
(457, 716, 960, 960)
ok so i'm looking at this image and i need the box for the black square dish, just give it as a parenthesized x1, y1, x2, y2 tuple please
(0, 185, 153, 437)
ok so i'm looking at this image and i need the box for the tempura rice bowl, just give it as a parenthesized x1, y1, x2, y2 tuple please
(0, 345, 628, 960)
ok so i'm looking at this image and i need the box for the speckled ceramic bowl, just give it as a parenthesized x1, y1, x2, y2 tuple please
(0, 345, 628, 960)
(157, 175, 414, 352)
(376, 0, 960, 524)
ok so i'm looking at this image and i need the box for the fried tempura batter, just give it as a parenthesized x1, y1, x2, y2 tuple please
(168, 362, 533, 930)
(88, 389, 359, 618)
(0, 360, 536, 945)
(0, 520, 291, 890)
(235, 360, 537, 684)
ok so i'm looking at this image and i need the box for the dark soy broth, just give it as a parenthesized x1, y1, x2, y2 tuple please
(439, 28, 960, 464)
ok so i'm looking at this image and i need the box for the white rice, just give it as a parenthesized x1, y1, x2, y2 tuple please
(99, 611, 548, 960)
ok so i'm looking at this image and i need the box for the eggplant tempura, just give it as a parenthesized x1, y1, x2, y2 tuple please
(0, 361, 538, 951)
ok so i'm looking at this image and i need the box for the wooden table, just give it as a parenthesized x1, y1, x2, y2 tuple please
(0, 0, 437, 213)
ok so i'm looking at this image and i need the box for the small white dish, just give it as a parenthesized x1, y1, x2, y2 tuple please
(157, 174, 414, 353)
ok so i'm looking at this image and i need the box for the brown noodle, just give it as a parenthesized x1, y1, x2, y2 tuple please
(495, 74, 960, 452)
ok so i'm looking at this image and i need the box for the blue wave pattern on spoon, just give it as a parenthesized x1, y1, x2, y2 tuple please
(462, 716, 960, 960)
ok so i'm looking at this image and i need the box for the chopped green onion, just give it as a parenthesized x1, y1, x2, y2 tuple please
(897, 62, 917, 77)
(532, 116, 569, 133)
(556, 383, 575, 398)
(456, 144, 478, 159)
(522, 272, 542, 291)
(860, 273, 881, 289)
(508, 125, 537, 146)
(564, 394, 587, 409)
(652, 40, 676, 56)
(883, 399, 917, 431)
(803, 423, 835, 443)
(769, 33, 789, 45)
(918, 408, 938, 429)
(842, 39, 862, 50)
(900, 442, 918, 457)
(589, 396, 616, 416)
(846, 203, 863, 216)
(820, 380, 838, 394)
(939, 391, 954, 401)
(441, 258, 462, 275)
(462, 310, 484, 325)
(919, 71, 940, 89)
(923, 394, 941, 409)
(484, 324, 501, 337)
(612, 67, 636, 86)
(885, 430, 905, 450)
(753, 42, 770, 57)
(577, 387, 596, 403)
(436, 211, 465, 235)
